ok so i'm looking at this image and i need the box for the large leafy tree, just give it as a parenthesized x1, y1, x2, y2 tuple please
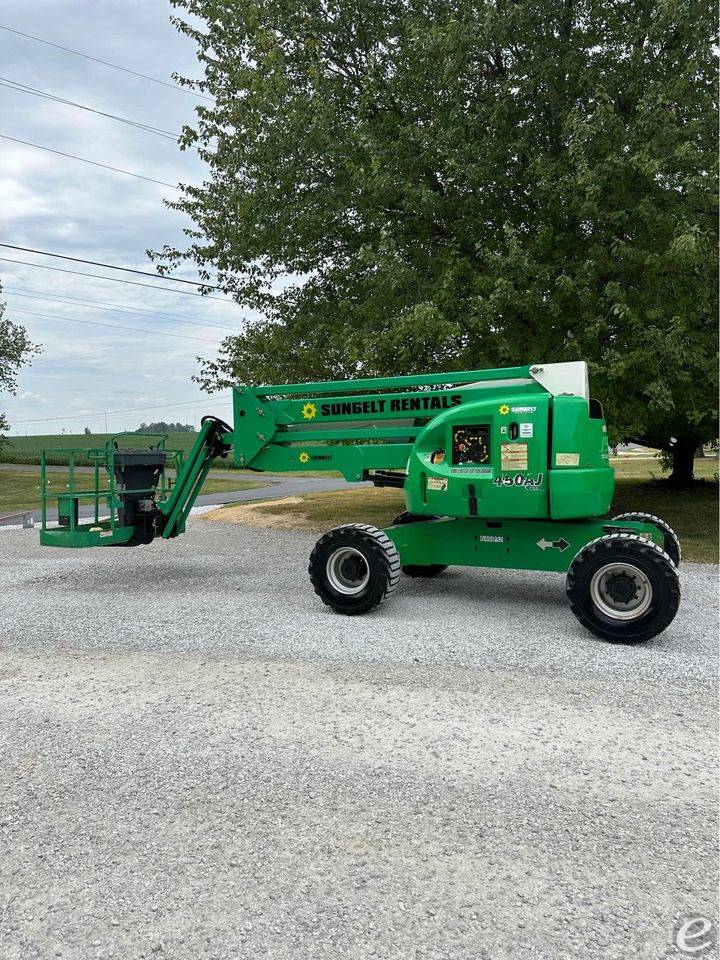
(0, 291, 38, 450)
(156, 0, 718, 485)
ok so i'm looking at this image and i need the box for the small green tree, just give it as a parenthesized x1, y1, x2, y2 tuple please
(157, 0, 718, 485)
(0, 292, 39, 450)
(134, 421, 195, 434)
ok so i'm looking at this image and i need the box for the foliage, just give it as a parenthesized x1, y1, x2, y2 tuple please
(157, 0, 718, 483)
(0, 292, 40, 451)
(135, 421, 196, 434)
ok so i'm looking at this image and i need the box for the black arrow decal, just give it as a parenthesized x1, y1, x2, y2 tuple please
(537, 536, 571, 552)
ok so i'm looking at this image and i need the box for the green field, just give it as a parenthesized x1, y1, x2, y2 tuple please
(0, 466, 265, 517)
(0, 432, 218, 467)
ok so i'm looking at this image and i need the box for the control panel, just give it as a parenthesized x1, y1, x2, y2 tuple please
(451, 425, 490, 465)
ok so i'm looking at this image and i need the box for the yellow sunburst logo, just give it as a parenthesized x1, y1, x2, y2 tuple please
(301, 402, 317, 420)
(298, 451, 310, 464)
(499, 404, 510, 415)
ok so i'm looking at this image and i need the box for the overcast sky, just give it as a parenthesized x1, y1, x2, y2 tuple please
(0, 0, 247, 436)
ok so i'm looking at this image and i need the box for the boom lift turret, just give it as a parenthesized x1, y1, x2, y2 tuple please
(39, 362, 681, 643)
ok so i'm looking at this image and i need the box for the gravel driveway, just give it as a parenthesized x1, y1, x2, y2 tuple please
(0, 521, 717, 960)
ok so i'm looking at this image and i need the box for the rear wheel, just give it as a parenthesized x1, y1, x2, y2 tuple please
(391, 511, 447, 578)
(611, 512, 681, 567)
(566, 533, 680, 643)
(309, 523, 400, 615)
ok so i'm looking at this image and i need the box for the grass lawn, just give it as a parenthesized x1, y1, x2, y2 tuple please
(206, 456, 718, 563)
(0, 467, 266, 517)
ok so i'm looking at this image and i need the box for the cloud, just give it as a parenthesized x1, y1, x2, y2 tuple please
(0, 0, 250, 436)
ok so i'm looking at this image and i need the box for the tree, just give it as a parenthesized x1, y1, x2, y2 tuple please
(84, 426, 92, 435)
(156, 0, 718, 485)
(0, 292, 39, 451)
(135, 421, 195, 434)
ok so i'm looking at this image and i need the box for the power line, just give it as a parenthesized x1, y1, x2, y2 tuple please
(10, 306, 223, 343)
(0, 23, 213, 102)
(0, 243, 225, 291)
(4, 287, 237, 332)
(10, 394, 233, 424)
(0, 76, 178, 139)
(0, 133, 180, 189)
(0, 256, 234, 302)
(0, 76, 179, 140)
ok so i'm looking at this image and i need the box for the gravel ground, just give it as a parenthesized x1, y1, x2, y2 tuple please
(0, 521, 717, 960)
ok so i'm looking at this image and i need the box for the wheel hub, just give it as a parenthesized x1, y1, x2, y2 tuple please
(605, 573, 638, 605)
(589, 562, 653, 621)
(340, 555, 364, 581)
(326, 546, 370, 596)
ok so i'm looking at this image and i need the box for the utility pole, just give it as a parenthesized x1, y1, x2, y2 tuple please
(104, 410, 108, 436)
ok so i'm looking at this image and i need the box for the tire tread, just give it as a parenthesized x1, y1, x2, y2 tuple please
(566, 533, 680, 643)
(610, 511, 681, 565)
(309, 523, 400, 613)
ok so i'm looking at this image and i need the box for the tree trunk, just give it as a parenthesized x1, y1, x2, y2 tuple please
(668, 435, 700, 487)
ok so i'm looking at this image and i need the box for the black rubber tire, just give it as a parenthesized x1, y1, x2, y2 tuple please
(309, 523, 401, 615)
(391, 511, 448, 578)
(611, 512, 681, 568)
(566, 533, 680, 643)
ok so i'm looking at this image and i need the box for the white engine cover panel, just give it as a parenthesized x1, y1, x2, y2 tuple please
(529, 361, 589, 400)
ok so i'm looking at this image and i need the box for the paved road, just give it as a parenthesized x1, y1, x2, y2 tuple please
(0, 521, 717, 960)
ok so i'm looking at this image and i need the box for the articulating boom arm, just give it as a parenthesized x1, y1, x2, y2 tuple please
(225, 363, 548, 480)
(156, 415, 232, 539)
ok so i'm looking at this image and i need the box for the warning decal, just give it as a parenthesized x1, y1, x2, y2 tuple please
(427, 477, 448, 491)
(501, 442, 528, 471)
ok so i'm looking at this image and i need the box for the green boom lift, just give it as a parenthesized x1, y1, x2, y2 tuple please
(39, 361, 681, 643)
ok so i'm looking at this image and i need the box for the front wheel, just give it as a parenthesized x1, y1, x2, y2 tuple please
(566, 533, 680, 643)
(309, 523, 401, 615)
